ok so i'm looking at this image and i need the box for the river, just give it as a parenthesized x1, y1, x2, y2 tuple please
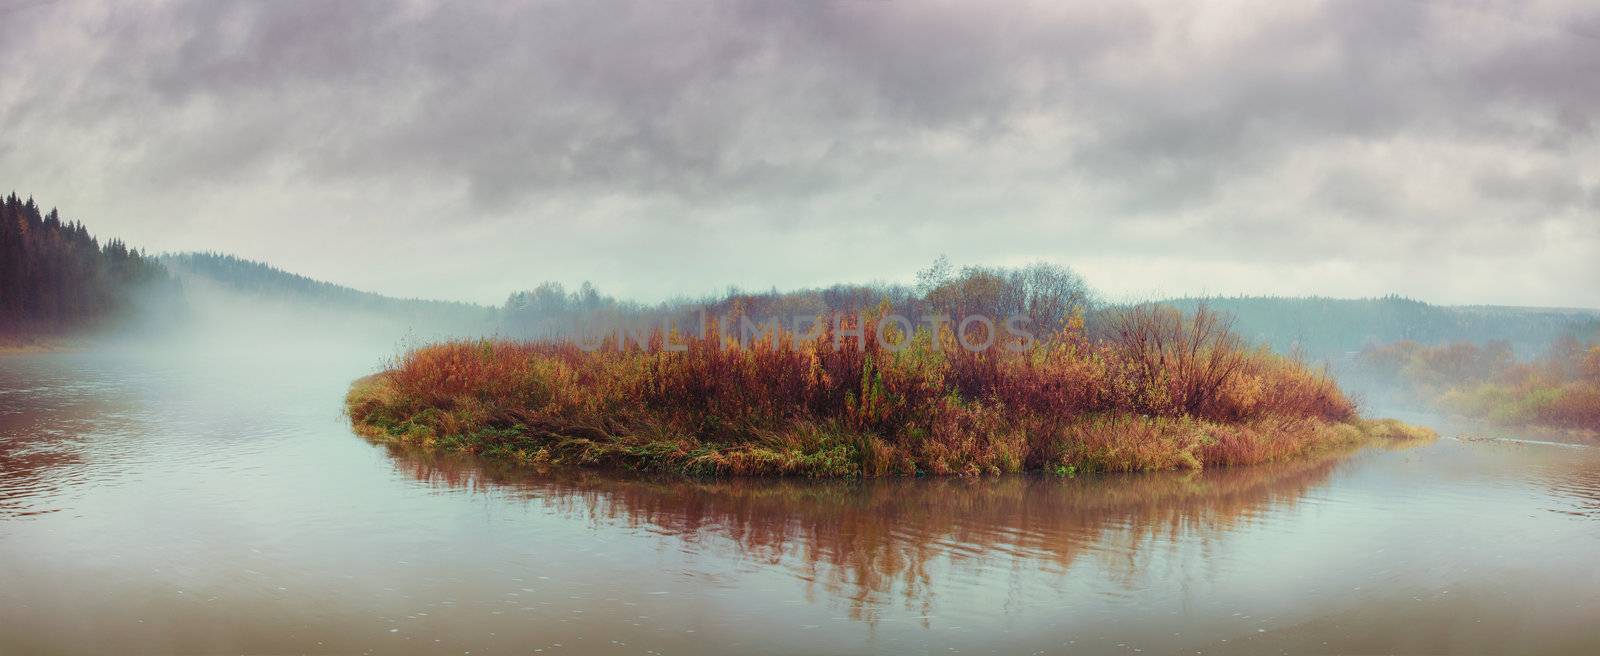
(2, 348, 1597, 654)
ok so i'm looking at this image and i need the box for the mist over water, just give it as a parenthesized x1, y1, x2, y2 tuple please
(7, 1, 1599, 652)
(3, 331, 1599, 655)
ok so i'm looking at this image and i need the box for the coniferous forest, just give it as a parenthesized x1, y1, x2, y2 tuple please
(0, 193, 176, 337)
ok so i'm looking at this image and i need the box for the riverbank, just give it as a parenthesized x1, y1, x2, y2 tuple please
(349, 375, 1429, 477)
(0, 335, 78, 355)
(1357, 337, 1600, 432)
(346, 307, 1433, 477)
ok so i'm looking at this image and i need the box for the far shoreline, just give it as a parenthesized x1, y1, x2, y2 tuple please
(0, 335, 80, 355)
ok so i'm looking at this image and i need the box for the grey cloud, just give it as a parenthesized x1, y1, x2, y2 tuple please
(1475, 168, 1589, 210)
(1313, 168, 1404, 222)
(8, 1, 1159, 208)
(17, 1, 1594, 206)
(1, 0, 1597, 306)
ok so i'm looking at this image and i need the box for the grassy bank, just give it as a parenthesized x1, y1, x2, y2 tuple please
(348, 305, 1432, 477)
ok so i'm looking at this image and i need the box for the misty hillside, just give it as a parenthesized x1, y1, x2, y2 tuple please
(9, 192, 1597, 358)
(495, 267, 1600, 365)
(162, 253, 493, 319)
(1163, 295, 1600, 360)
(161, 253, 498, 339)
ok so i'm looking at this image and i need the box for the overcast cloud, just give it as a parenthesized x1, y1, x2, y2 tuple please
(2, 0, 1597, 307)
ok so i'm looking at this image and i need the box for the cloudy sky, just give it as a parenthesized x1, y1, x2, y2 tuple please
(2, 0, 1597, 308)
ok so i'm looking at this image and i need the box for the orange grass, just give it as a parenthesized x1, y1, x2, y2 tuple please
(349, 305, 1424, 477)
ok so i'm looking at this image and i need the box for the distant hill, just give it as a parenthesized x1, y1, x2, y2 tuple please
(493, 280, 1600, 360)
(3, 189, 498, 345)
(1162, 295, 1600, 360)
(9, 192, 1599, 355)
(161, 252, 498, 339)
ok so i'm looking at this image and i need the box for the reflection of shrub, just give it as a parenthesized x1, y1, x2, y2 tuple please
(348, 305, 1410, 477)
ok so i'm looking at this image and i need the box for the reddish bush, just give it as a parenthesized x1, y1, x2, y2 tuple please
(351, 304, 1386, 476)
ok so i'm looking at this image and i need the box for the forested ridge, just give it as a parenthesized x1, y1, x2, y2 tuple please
(1163, 295, 1600, 360)
(164, 252, 495, 324)
(1, 192, 175, 335)
(5, 192, 1598, 355)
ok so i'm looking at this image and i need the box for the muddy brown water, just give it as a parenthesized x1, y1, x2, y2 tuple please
(2, 349, 1598, 655)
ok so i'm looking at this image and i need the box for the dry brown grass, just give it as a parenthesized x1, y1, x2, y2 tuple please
(348, 305, 1415, 477)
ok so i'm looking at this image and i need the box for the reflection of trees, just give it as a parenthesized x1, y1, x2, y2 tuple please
(0, 437, 81, 518)
(382, 445, 1351, 620)
(0, 363, 122, 518)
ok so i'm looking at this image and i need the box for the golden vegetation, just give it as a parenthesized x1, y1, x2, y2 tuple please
(1358, 335, 1600, 430)
(348, 304, 1427, 477)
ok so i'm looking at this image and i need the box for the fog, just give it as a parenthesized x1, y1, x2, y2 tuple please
(62, 254, 1594, 433)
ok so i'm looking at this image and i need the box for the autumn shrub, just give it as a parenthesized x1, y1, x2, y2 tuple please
(1359, 334, 1600, 431)
(349, 304, 1406, 477)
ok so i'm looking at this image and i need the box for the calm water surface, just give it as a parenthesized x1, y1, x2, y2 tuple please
(2, 349, 1598, 655)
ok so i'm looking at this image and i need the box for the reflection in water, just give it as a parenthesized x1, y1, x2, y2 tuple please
(0, 360, 141, 518)
(0, 419, 80, 518)
(4, 352, 1600, 655)
(382, 444, 1352, 621)
(1551, 467, 1600, 518)
(0, 352, 296, 519)
(0, 437, 80, 517)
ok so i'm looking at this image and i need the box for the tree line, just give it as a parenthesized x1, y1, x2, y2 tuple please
(499, 256, 1096, 344)
(1162, 295, 1600, 360)
(1, 193, 177, 335)
(7, 190, 1595, 356)
(163, 252, 497, 332)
